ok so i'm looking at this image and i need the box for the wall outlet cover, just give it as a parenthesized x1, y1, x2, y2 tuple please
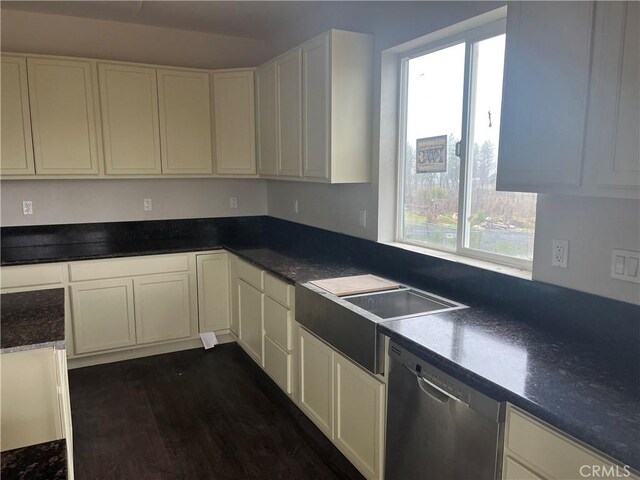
(22, 200, 33, 215)
(552, 239, 569, 268)
(229, 197, 238, 209)
(143, 198, 152, 211)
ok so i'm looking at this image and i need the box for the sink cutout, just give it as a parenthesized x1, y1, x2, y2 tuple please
(344, 288, 458, 319)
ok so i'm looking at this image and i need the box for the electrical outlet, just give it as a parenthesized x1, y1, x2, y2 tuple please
(229, 197, 238, 209)
(22, 200, 33, 215)
(551, 239, 569, 268)
(293, 199, 299, 214)
(359, 210, 367, 228)
(143, 198, 152, 211)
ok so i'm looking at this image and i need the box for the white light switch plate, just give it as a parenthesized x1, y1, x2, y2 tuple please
(611, 249, 640, 283)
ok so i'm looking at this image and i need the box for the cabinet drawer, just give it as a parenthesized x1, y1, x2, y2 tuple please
(1, 264, 64, 289)
(503, 456, 545, 480)
(69, 254, 189, 281)
(264, 335, 292, 394)
(264, 296, 291, 350)
(237, 259, 264, 290)
(264, 273, 291, 307)
(506, 406, 625, 480)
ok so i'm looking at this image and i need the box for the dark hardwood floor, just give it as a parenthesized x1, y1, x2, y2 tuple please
(69, 343, 364, 480)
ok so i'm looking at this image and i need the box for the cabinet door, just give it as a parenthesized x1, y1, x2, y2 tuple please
(257, 61, 279, 176)
(158, 69, 213, 174)
(196, 253, 230, 332)
(1, 56, 34, 175)
(27, 57, 100, 174)
(277, 49, 303, 177)
(264, 335, 292, 395)
(299, 327, 334, 438)
(496, 2, 594, 191)
(228, 255, 240, 336)
(71, 279, 136, 354)
(238, 279, 263, 364)
(303, 33, 331, 180)
(98, 63, 161, 174)
(334, 352, 385, 480)
(0, 349, 61, 451)
(134, 273, 191, 344)
(591, 2, 640, 190)
(213, 71, 256, 175)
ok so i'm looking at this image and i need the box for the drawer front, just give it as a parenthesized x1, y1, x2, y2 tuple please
(237, 259, 264, 290)
(1, 264, 64, 289)
(69, 254, 189, 281)
(264, 273, 291, 307)
(506, 406, 628, 480)
(503, 456, 545, 480)
(264, 296, 291, 350)
(264, 335, 292, 394)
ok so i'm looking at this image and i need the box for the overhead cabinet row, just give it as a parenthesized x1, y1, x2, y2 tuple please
(256, 30, 373, 183)
(1, 55, 256, 177)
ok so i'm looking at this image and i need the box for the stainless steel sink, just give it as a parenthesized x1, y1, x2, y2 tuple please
(296, 280, 466, 374)
(343, 288, 459, 320)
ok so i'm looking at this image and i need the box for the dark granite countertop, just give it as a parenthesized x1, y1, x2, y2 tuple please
(1, 224, 638, 471)
(0, 439, 67, 480)
(378, 308, 640, 471)
(1, 289, 65, 353)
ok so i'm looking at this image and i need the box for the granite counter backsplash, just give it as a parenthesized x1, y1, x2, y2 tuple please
(1, 289, 65, 353)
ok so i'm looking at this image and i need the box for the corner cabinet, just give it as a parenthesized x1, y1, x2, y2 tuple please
(27, 57, 101, 175)
(212, 71, 256, 175)
(256, 29, 373, 183)
(0, 56, 34, 175)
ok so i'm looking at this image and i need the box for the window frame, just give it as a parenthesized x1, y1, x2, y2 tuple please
(395, 16, 534, 270)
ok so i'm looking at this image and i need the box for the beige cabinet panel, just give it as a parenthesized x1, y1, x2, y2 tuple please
(98, 63, 161, 174)
(1, 263, 64, 290)
(71, 279, 136, 354)
(196, 253, 230, 332)
(256, 61, 278, 176)
(228, 255, 240, 336)
(158, 69, 213, 174)
(334, 352, 385, 480)
(0, 348, 62, 451)
(134, 273, 191, 344)
(264, 335, 292, 394)
(264, 273, 292, 308)
(303, 33, 331, 180)
(298, 327, 334, 438)
(27, 57, 100, 175)
(1, 56, 34, 175)
(277, 49, 303, 177)
(213, 71, 256, 175)
(237, 259, 264, 290)
(263, 296, 291, 350)
(497, 2, 594, 191)
(238, 279, 263, 364)
(503, 456, 545, 480)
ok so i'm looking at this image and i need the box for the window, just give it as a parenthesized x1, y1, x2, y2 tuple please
(397, 19, 536, 268)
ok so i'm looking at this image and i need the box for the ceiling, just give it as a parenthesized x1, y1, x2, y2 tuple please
(0, 1, 338, 39)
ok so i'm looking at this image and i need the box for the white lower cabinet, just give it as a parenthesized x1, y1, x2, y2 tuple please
(298, 327, 386, 480)
(196, 253, 230, 332)
(238, 278, 264, 364)
(299, 327, 335, 437)
(70, 278, 136, 354)
(263, 335, 292, 394)
(134, 273, 191, 344)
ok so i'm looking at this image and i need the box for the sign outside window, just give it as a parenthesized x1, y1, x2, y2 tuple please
(416, 135, 447, 173)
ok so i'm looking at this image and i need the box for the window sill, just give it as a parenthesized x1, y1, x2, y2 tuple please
(382, 241, 533, 281)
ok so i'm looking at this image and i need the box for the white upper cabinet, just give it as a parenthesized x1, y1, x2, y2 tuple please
(0, 56, 34, 176)
(27, 57, 100, 175)
(158, 69, 213, 174)
(277, 48, 303, 177)
(212, 70, 256, 175)
(257, 61, 279, 176)
(257, 29, 373, 183)
(497, 2, 594, 191)
(98, 63, 162, 175)
(584, 1, 639, 194)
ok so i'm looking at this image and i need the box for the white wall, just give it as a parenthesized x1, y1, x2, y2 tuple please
(0, 179, 267, 226)
(0, 9, 267, 69)
(533, 195, 640, 305)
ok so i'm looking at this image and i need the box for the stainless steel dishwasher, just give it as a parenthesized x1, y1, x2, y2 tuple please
(386, 341, 504, 480)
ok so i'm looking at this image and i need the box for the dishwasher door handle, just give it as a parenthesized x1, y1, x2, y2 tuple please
(417, 376, 468, 406)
